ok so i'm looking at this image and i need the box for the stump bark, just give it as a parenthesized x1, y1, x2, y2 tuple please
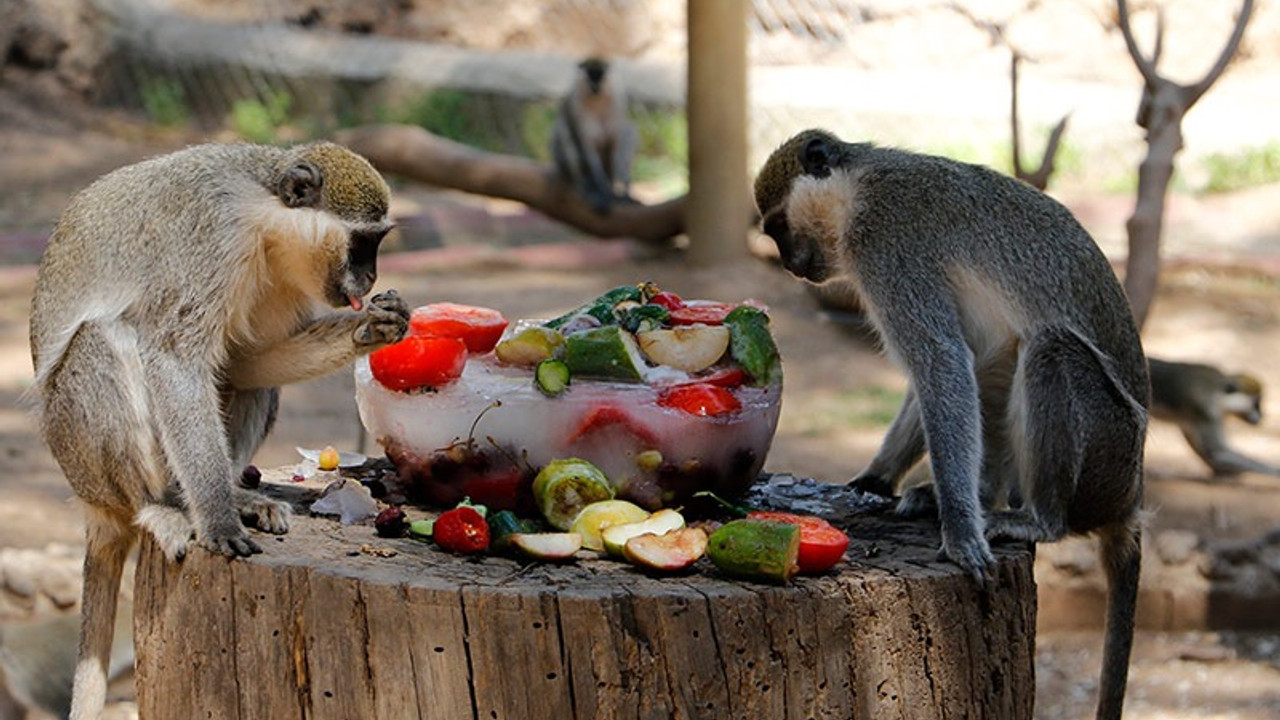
(134, 474, 1037, 720)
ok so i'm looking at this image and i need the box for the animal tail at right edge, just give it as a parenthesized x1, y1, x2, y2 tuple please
(69, 512, 135, 720)
(1095, 518, 1142, 720)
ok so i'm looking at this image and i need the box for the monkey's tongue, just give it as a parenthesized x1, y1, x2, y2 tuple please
(348, 295, 364, 311)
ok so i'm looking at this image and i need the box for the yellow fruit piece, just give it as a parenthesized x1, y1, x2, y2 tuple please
(636, 325, 730, 373)
(318, 446, 340, 471)
(601, 508, 686, 557)
(570, 500, 651, 552)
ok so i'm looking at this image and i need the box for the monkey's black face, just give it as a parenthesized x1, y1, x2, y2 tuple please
(328, 222, 391, 309)
(762, 211, 830, 284)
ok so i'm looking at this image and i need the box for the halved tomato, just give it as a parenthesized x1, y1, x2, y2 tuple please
(657, 382, 741, 417)
(369, 335, 468, 392)
(647, 291, 685, 311)
(746, 511, 849, 574)
(409, 303, 509, 353)
(667, 299, 769, 326)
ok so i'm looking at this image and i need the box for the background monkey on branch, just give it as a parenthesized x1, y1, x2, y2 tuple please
(754, 129, 1149, 720)
(28, 141, 409, 720)
(549, 56, 637, 215)
(1148, 357, 1280, 477)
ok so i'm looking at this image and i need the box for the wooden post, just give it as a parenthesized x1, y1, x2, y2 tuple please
(685, 0, 752, 265)
(134, 472, 1037, 719)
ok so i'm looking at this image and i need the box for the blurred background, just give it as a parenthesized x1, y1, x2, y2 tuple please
(2, 1, 1279, 718)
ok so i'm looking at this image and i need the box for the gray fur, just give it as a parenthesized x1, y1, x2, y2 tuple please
(756, 130, 1149, 720)
(549, 57, 638, 215)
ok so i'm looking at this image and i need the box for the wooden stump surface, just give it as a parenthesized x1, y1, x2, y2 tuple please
(134, 470, 1036, 720)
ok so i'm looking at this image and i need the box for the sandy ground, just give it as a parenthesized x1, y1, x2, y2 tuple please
(2, 92, 1279, 718)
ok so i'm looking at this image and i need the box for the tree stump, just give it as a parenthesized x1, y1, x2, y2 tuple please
(133, 471, 1036, 720)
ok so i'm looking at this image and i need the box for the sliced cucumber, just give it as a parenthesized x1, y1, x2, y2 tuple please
(535, 359, 571, 397)
(563, 325, 648, 382)
(532, 458, 616, 530)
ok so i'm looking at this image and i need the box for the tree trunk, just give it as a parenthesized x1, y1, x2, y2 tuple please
(134, 473, 1037, 720)
(333, 124, 688, 246)
(1123, 119, 1181, 330)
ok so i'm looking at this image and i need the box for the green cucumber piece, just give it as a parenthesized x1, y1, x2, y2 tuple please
(532, 458, 616, 530)
(544, 285, 645, 329)
(563, 325, 648, 382)
(706, 519, 800, 583)
(619, 304, 670, 334)
(408, 519, 434, 540)
(535, 359, 571, 397)
(723, 306, 782, 386)
(487, 510, 536, 553)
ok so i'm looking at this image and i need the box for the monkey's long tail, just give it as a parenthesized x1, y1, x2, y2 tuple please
(1095, 518, 1142, 720)
(69, 512, 135, 720)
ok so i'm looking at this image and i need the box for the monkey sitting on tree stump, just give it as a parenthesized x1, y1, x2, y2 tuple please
(27, 141, 409, 720)
(549, 57, 638, 215)
(754, 129, 1149, 720)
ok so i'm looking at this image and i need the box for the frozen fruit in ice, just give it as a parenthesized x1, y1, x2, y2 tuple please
(495, 325, 565, 367)
(563, 326, 648, 382)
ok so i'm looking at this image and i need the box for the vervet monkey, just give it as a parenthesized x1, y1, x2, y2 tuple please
(28, 141, 409, 720)
(549, 56, 637, 214)
(1149, 357, 1280, 477)
(754, 129, 1148, 720)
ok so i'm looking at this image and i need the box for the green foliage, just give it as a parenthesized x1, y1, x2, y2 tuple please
(1201, 143, 1280, 193)
(631, 107, 688, 190)
(139, 77, 190, 128)
(519, 101, 558, 162)
(230, 91, 294, 144)
(377, 89, 509, 153)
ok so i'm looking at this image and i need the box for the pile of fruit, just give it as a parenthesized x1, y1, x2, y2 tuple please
(374, 456, 850, 583)
(356, 283, 785, 513)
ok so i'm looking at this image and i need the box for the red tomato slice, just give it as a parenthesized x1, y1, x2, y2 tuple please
(747, 511, 848, 573)
(657, 383, 741, 417)
(685, 367, 748, 389)
(667, 302, 736, 326)
(667, 299, 770, 326)
(432, 506, 490, 554)
(409, 303, 509, 353)
(648, 291, 685, 311)
(369, 335, 468, 392)
(567, 405, 659, 445)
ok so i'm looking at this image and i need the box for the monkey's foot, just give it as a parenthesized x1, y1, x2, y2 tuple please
(136, 504, 194, 561)
(984, 511, 1063, 544)
(234, 488, 291, 535)
(895, 485, 938, 519)
(355, 290, 410, 348)
(197, 519, 262, 557)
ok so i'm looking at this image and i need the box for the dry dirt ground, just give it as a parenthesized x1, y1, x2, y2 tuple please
(2, 94, 1279, 719)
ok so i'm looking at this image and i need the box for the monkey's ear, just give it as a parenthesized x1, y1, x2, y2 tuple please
(800, 137, 834, 178)
(279, 162, 324, 209)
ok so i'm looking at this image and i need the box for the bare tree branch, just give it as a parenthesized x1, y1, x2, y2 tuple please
(1116, 0, 1160, 88)
(333, 124, 689, 246)
(1187, 0, 1254, 106)
(1009, 51, 1070, 192)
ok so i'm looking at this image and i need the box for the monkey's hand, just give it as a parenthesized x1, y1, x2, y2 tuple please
(354, 289, 410, 350)
(938, 529, 997, 585)
(848, 472, 895, 498)
(197, 515, 262, 558)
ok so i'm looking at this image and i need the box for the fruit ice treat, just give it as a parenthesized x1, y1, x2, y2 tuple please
(355, 285, 783, 512)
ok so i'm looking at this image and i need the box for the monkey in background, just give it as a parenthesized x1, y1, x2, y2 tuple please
(28, 141, 409, 720)
(1148, 357, 1280, 477)
(754, 129, 1148, 720)
(549, 56, 638, 214)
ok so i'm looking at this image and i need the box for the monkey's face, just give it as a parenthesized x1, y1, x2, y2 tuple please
(1222, 374, 1264, 425)
(755, 130, 853, 286)
(277, 143, 393, 310)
